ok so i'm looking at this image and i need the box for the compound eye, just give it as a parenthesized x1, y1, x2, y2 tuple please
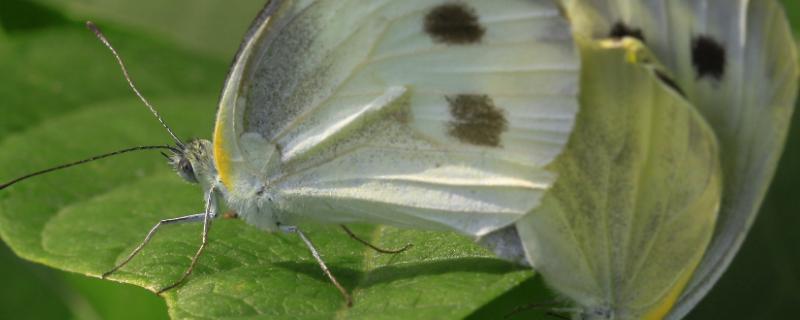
(179, 159, 198, 183)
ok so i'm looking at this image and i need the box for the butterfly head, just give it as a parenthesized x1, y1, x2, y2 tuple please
(167, 139, 216, 186)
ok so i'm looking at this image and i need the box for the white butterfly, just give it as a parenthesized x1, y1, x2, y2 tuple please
(517, 37, 723, 320)
(94, 0, 578, 304)
(511, 0, 798, 318)
(212, 0, 578, 236)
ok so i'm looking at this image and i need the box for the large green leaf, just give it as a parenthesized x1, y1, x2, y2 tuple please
(0, 2, 533, 319)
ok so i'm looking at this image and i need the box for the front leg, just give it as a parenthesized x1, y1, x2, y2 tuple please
(157, 188, 218, 293)
(102, 212, 209, 279)
(104, 187, 219, 294)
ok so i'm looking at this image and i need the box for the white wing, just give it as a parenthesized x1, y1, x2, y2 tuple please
(214, 0, 579, 237)
(562, 0, 799, 317)
(516, 38, 722, 319)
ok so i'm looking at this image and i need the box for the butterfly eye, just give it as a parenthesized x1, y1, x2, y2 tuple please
(177, 158, 198, 183)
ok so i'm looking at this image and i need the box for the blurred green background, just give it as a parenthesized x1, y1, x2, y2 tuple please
(0, 0, 798, 319)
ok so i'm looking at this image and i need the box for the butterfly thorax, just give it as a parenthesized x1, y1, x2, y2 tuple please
(169, 138, 284, 232)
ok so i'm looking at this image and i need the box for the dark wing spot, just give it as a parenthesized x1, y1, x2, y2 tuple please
(691, 35, 726, 81)
(447, 94, 508, 147)
(424, 3, 485, 45)
(609, 21, 645, 42)
(654, 70, 686, 97)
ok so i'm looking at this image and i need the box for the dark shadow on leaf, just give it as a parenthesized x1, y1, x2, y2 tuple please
(273, 257, 528, 290)
(466, 275, 562, 320)
(271, 261, 362, 290)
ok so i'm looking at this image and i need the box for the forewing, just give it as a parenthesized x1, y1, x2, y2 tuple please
(560, 1, 799, 317)
(215, 0, 580, 236)
(516, 39, 722, 319)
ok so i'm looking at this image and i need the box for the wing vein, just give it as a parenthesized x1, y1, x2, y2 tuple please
(369, 41, 568, 65)
(621, 79, 660, 304)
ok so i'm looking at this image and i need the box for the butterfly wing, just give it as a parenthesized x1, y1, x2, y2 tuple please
(213, 0, 580, 236)
(561, 0, 799, 317)
(516, 38, 722, 319)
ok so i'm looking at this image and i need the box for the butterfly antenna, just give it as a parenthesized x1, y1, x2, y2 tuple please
(0, 145, 178, 191)
(85, 21, 184, 148)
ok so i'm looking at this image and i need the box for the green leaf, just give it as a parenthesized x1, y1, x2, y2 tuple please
(0, 4, 533, 320)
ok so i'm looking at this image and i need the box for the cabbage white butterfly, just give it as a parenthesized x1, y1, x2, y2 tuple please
(207, 0, 579, 303)
(561, 0, 799, 318)
(517, 37, 723, 320)
(511, 0, 798, 318)
(2, 0, 580, 306)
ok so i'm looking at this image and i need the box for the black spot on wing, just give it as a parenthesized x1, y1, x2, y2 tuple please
(446, 94, 508, 147)
(654, 70, 686, 97)
(691, 35, 726, 81)
(609, 21, 645, 42)
(424, 3, 485, 45)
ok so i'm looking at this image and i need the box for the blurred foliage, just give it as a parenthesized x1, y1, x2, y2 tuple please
(0, 0, 798, 319)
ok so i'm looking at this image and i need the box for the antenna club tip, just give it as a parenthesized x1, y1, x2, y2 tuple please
(85, 21, 103, 37)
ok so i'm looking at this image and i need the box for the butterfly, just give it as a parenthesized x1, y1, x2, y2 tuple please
(1, 0, 580, 306)
(512, 0, 798, 318)
(204, 0, 580, 303)
(212, 0, 579, 244)
(517, 36, 723, 320)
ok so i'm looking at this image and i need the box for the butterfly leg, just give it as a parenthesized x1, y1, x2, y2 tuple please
(102, 212, 208, 279)
(339, 225, 412, 254)
(280, 225, 353, 307)
(156, 189, 218, 294)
